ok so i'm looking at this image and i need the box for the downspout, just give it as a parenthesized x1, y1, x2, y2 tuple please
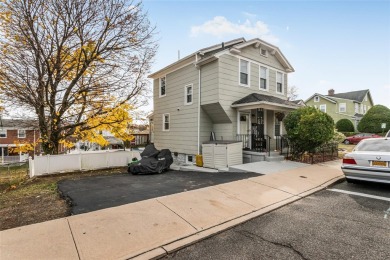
(197, 63, 201, 155)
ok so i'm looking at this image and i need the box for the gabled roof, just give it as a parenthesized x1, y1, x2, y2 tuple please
(149, 37, 294, 79)
(305, 93, 337, 104)
(326, 89, 370, 102)
(232, 93, 300, 108)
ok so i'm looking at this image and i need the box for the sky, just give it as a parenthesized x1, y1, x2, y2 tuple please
(141, 0, 390, 112)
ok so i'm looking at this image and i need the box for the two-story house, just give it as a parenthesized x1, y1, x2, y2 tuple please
(305, 89, 374, 130)
(149, 38, 300, 164)
(0, 119, 40, 160)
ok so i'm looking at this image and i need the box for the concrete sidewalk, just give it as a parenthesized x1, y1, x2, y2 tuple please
(0, 160, 344, 260)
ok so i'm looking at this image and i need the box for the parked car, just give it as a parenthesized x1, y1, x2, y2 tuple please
(343, 133, 381, 145)
(341, 138, 390, 184)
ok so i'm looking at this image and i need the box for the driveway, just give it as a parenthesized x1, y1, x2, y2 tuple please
(58, 170, 260, 214)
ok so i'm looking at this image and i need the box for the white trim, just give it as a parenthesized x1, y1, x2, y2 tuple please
(339, 103, 346, 113)
(159, 76, 167, 98)
(239, 58, 250, 87)
(276, 71, 284, 95)
(162, 113, 170, 131)
(232, 101, 298, 110)
(264, 109, 268, 135)
(18, 129, 26, 138)
(319, 104, 327, 113)
(273, 111, 282, 138)
(184, 84, 193, 105)
(259, 66, 269, 91)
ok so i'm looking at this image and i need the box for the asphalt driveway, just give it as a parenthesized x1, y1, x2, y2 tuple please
(58, 170, 260, 214)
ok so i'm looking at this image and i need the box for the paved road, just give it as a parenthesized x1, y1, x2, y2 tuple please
(58, 170, 260, 214)
(164, 180, 390, 260)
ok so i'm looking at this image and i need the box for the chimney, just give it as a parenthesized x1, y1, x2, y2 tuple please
(328, 89, 335, 96)
(221, 42, 225, 49)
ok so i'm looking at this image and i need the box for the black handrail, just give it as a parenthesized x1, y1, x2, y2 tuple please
(264, 134, 271, 156)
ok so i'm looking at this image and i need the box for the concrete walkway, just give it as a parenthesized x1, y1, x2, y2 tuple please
(0, 160, 344, 260)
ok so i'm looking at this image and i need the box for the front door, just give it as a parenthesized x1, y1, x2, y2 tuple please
(253, 108, 265, 151)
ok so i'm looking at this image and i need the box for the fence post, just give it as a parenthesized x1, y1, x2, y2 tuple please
(46, 154, 50, 175)
(79, 153, 82, 171)
(28, 156, 34, 178)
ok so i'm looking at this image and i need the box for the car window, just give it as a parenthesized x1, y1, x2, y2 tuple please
(354, 139, 390, 152)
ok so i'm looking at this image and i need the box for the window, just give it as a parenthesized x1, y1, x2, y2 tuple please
(259, 66, 268, 90)
(0, 129, 6, 138)
(314, 96, 320, 102)
(162, 113, 170, 131)
(355, 103, 359, 113)
(339, 103, 346, 113)
(18, 129, 26, 138)
(159, 77, 166, 97)
(320, 104, 326, 113)
(186, 155, 194, 164)
(239, 59, 249, 86)
(276, 72, 283, 93)
(185, 84, 193, 105)
(363, 105, 367, 114)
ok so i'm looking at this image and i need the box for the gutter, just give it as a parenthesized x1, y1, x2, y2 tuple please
(197, 63, 201, 155)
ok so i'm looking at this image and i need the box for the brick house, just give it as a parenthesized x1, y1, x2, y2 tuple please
(0, 119, 40, 157)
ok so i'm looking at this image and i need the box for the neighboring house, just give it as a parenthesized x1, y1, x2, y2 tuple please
(290, 99, 306, 106)
(0, 118, 40, 158)
(305, 89, 374, 130)
(128, 124, 150, 146)
(149, 38, 300, 164)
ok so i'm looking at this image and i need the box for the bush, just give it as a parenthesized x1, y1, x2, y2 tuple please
(333, 129, 346, 143)
(357, 105, 390, 133)
(336, 119, 354, 132)
(284, 106, 335, 157)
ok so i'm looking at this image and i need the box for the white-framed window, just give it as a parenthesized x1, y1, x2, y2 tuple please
(259, 66, 268, 90)
(159, 76, 166, 97)
(339, 103, 346, 113)
(363, 105, 367, 114)
(184, 84, 193, 105)
(162, 113, 170, 131)
(314, 96, 320, 102)
(320, 104, 326, 113)
(0, 129, 6, 138)
(186, 155, 194, 164)
(355, 103, 359, 113)
(276, 72, 284, 94)
(260, 48, 267, 57)
(239, 59, 249, 86)
(18, 129, 26, 138)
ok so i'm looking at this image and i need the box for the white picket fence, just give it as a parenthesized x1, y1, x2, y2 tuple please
(29, 150, 140, 177)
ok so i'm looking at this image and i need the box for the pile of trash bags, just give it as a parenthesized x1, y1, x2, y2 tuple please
(128, 144, 173, 175)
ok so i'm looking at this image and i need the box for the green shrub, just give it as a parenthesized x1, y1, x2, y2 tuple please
(333, 129, 346, 143)
(336, 119, 354, 132)
(284, 106, 335, 157)
(357, 105, 390, 133)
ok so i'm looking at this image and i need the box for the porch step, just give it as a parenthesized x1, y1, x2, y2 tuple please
(265, 155, 285, 162)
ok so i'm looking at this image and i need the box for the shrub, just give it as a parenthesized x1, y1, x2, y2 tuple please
(357, 105, 390, 133)
(336, 119, 354, 132)
(284, 106, 335, 157)
(333, 129, 346, 143)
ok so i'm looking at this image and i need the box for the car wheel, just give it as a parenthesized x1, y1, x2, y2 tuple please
(343, 140, 350, 145)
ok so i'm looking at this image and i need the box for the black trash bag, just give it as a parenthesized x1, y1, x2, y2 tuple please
(128, 146, 173, 175)
(140, 144, 160, 158)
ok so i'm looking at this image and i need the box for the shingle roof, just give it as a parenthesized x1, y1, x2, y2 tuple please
(326, 89, 369, 102)
(1, 118, 38, 129)
(232, 93, 301, 107)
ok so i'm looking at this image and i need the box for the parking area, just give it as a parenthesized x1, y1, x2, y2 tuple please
(58, 170, 260, 214)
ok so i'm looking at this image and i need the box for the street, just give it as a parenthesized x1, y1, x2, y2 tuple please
(164, 180, 390, 260)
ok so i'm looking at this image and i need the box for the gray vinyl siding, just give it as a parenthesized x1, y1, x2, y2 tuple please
(200, 61, 219, 105)
(240, 47, 285, 71)
(153, 64, 199, 155)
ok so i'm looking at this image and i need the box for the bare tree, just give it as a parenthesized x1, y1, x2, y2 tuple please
(287, 85, 299, 101)
(0, 0, 157, 154)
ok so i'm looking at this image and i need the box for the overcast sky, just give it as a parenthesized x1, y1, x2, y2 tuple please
(142, 0, 390, 112)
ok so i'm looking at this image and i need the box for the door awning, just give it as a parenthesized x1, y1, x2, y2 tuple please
(231, 93, 302, 111)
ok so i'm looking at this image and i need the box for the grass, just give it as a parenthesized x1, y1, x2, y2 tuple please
(0, 163, 30, 192)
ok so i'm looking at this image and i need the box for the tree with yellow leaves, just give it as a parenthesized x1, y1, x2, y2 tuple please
(0, 0, 156, 154)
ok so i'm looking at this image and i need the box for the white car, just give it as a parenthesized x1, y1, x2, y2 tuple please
(341, 138, 390, 184)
